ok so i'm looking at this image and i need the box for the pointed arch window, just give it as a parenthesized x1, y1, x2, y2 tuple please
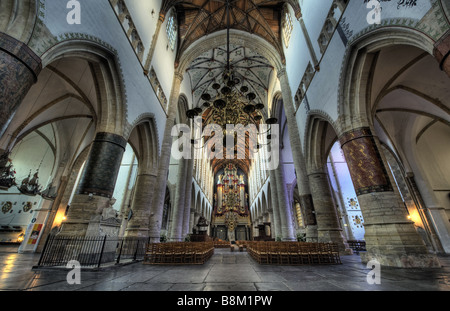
(166, 9, 178, 51)
(282, 9, 294, 48)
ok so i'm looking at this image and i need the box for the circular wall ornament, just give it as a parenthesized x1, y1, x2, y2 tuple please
(1, 201, 12, 214)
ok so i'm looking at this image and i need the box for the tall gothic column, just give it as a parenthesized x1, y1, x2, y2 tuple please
(308, 170, 350, 253)
(434, 30, 450, 78)
(148, 72, 184, 242)
(169, 158, 188, 241)
(182, 156, 194, 237)
(339, 127, 441, 267)
(125, 172, 157, 238)
(273, 165, 296, 241)
(0, 33, 42, 137)
(268, 170, 282, 239)
(60, 132, 127, 236)
(188, 208, 196, 234)
(277, 68, 317, 240)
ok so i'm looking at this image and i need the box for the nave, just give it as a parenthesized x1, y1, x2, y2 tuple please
(1, 245, 449, 291)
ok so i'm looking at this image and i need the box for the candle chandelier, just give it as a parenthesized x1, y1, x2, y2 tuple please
(185, 0, 278, 154)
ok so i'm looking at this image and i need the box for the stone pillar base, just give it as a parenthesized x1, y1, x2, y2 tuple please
(318, 229, 353, 255)
(59, 195, 111, 236)
(306, 225, 318, 242)
(125, 227, 150, 239)
(360, 249, 441, 268)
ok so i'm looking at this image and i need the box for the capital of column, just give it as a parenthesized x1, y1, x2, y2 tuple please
(159, 13, 166, 23)
(174, 71, 184, 82)
(295, 9, 302, 21)
(277, 67, 287, 79)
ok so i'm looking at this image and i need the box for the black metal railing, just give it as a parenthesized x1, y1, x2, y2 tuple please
(36, 235, 149, 268)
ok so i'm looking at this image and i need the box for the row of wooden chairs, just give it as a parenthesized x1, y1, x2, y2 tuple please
(144, 242, 214, 265)
(213, 240, 231, 248)
(247, 241, 341, 265)
(347, 240, 366, 253)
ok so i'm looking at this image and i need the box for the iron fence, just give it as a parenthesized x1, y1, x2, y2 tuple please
(36, 235, 149, 268)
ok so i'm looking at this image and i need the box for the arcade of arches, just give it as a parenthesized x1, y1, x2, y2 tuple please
(0, 0, 450, 272)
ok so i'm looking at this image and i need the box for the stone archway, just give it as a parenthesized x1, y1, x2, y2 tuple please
(304, 114, 350, 253)
(124, 115, 160, 238)
(335, 29, 447, 266)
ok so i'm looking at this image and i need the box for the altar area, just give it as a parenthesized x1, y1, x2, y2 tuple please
(210, 164, 252, 242)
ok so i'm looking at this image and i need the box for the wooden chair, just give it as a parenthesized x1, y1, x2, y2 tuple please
(331, 243, 341, 264)
(279, 243, 290, 265)
(288, 243, 300, 265)
(318, 243, 332, 264)
(308, 243, 321, 264)
(164, 243, 175, 264)
(173, 243, 184, 264)
(183, 243, 195, 264)
(298, 243, 311, 265)
(268, 243, 279, 264)
(259, 243, 270, 264)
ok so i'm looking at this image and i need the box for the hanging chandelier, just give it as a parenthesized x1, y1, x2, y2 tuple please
(185, 0, 277, 141)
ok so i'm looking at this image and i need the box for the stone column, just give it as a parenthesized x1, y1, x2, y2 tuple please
(308, 170, 350, 253)
(169, 158, 188, 241)
(60, 132, 127, 236)
(268, 170, 282, 239)
(433, 31, 450, 78)
(125, 172, 157, 238)
(182, 157, 194, 237)
(273, 165, 296, 241)
(0, 32, 42, 137)
(148, 72, 183, 242)
(188, 208, 196, 234)
(278, 68, 317, 240)
(339, 127, 441, 267)
(144, 13, 165, 74)
(193, 212, 200, 232)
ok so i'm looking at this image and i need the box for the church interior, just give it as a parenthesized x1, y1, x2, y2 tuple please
(0, 0, 450, 292)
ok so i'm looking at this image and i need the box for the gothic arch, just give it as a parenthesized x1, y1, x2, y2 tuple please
(304, 114, 339, 174)
(127, 114, 160, 175)
(337, 27, 436, 135)
(40, 40, 127, 136)
(261, 191, 268, 216)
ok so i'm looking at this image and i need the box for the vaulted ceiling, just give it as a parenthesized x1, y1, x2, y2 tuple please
(162, 1, 299, 177)
(162, 0, 301, 64)
(186, 44, 273, 176)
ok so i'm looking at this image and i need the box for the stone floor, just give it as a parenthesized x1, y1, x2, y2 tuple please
(0, 245, 449, 292)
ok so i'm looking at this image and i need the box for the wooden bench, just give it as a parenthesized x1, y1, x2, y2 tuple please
(144, 242, 214, 265)
(246, 241, 341, 266)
